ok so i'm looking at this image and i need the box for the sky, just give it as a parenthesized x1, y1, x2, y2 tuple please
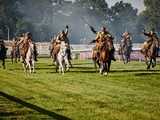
(65, 0, 146, 13)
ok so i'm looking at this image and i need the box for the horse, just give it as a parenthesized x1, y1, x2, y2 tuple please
(10, 40, 20, 63)
(141, 38, 158, 70)
(23, 42, 35, 73)
(119, 39, 132, 64)
(56, 41, 70, 74)
(99, 41, 111, 75)
(0, 42, 7, 69)
(92, 48, 100, 71)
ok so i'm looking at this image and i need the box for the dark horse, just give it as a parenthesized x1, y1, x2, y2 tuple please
(0, 41, 7, 69)
(119, 39, 132, 64)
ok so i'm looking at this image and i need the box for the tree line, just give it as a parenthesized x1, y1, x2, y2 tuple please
(0, 0, 159, 43)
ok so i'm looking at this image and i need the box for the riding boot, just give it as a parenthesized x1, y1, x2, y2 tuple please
(110, 49, 116, 61)
(34, 55, 38, 61)
(156, 47, 159, 57)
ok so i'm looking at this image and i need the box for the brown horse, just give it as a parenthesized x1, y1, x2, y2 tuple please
(50, 40, 61, 72)
(18, 36, 30, 62)
(99, 41, 111, 75)
(141, 39, 158, 70)
(10, 39, 20, 63)
(92, 48, 100, 71)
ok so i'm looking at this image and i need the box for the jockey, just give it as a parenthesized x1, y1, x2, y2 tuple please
(56, 25, 69, 44)
(142, 29, 159, 56)
(94, 26, 116, 61)
(56, 25, 71, 60)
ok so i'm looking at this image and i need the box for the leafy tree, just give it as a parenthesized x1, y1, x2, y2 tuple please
(143, 0, 160, 32)
(0, 0, 21, 39)
(107, 1, 138, 41)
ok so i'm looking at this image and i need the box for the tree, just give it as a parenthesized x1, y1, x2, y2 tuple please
(107, 1, 138, 42)
(0, 0, 21, 39)
(143, 0, 160, 32)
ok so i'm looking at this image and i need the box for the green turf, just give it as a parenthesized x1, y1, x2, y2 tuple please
(0, 58, 160, 120)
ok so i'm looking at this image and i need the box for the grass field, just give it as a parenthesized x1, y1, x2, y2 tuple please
(0, 58, 160, 120)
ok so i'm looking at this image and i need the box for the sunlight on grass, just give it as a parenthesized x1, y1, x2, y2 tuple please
(0, 58, 160, 120)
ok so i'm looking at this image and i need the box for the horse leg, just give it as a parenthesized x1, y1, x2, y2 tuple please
(23, 62, 27, 73)
(69, 60, 72, 68)
(62, 62, 65, 74)
(147, 58, 152, 70)
(28, 61, 32, 73)
(58, 59, 63, 74)
(15, 56, 17, 63)
(31, 60, 35, 73)
(152, 58, 156, 68)
(126, 54, 129, 64)
(65, 57, 70, 71)
(2, 59, 5, 69)
(124, 53, 128, 64)
(11, 52, 13, 64)
(99, 62, 103, 75)
(100, 62, 106, 75)
(103, 62, 108, 76)
(15, 53, 18, 63)
(55, 61, 58, 72)
(11, 56, 13, 64)
(60, 63, 64, 74)
(107, 60, 111, 73)
(93, 59, 97, 71)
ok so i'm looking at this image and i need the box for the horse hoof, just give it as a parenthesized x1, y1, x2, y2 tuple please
(99, 71, 103, 75)
(103, 72, 108, 76)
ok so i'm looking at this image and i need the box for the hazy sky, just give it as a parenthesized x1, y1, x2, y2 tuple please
(66, 0, 145, 13)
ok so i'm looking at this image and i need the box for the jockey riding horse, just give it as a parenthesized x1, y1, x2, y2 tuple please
(17, 32, 38, 63)
(119, 32, 132, 64)
(11, 37, 20, 63)
(90, 26, 116, 74)
(50, 25, 72, 66)
(141, 29, 159, 69)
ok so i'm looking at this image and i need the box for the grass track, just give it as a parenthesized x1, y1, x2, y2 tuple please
(0, 58, 160, 120)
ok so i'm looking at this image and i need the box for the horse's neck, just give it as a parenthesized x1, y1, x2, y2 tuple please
(100, 45, 108, 52)
(59, 45, 66, 57)
(27, 44, 33, 56)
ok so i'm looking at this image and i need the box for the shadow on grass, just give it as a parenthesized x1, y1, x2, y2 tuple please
(111, 69, 160, 73)
(72, 62, 93, 65)
(46, 67, 158, 74)
(0, 91, 71, 120)
(134, 72, 160, 76)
